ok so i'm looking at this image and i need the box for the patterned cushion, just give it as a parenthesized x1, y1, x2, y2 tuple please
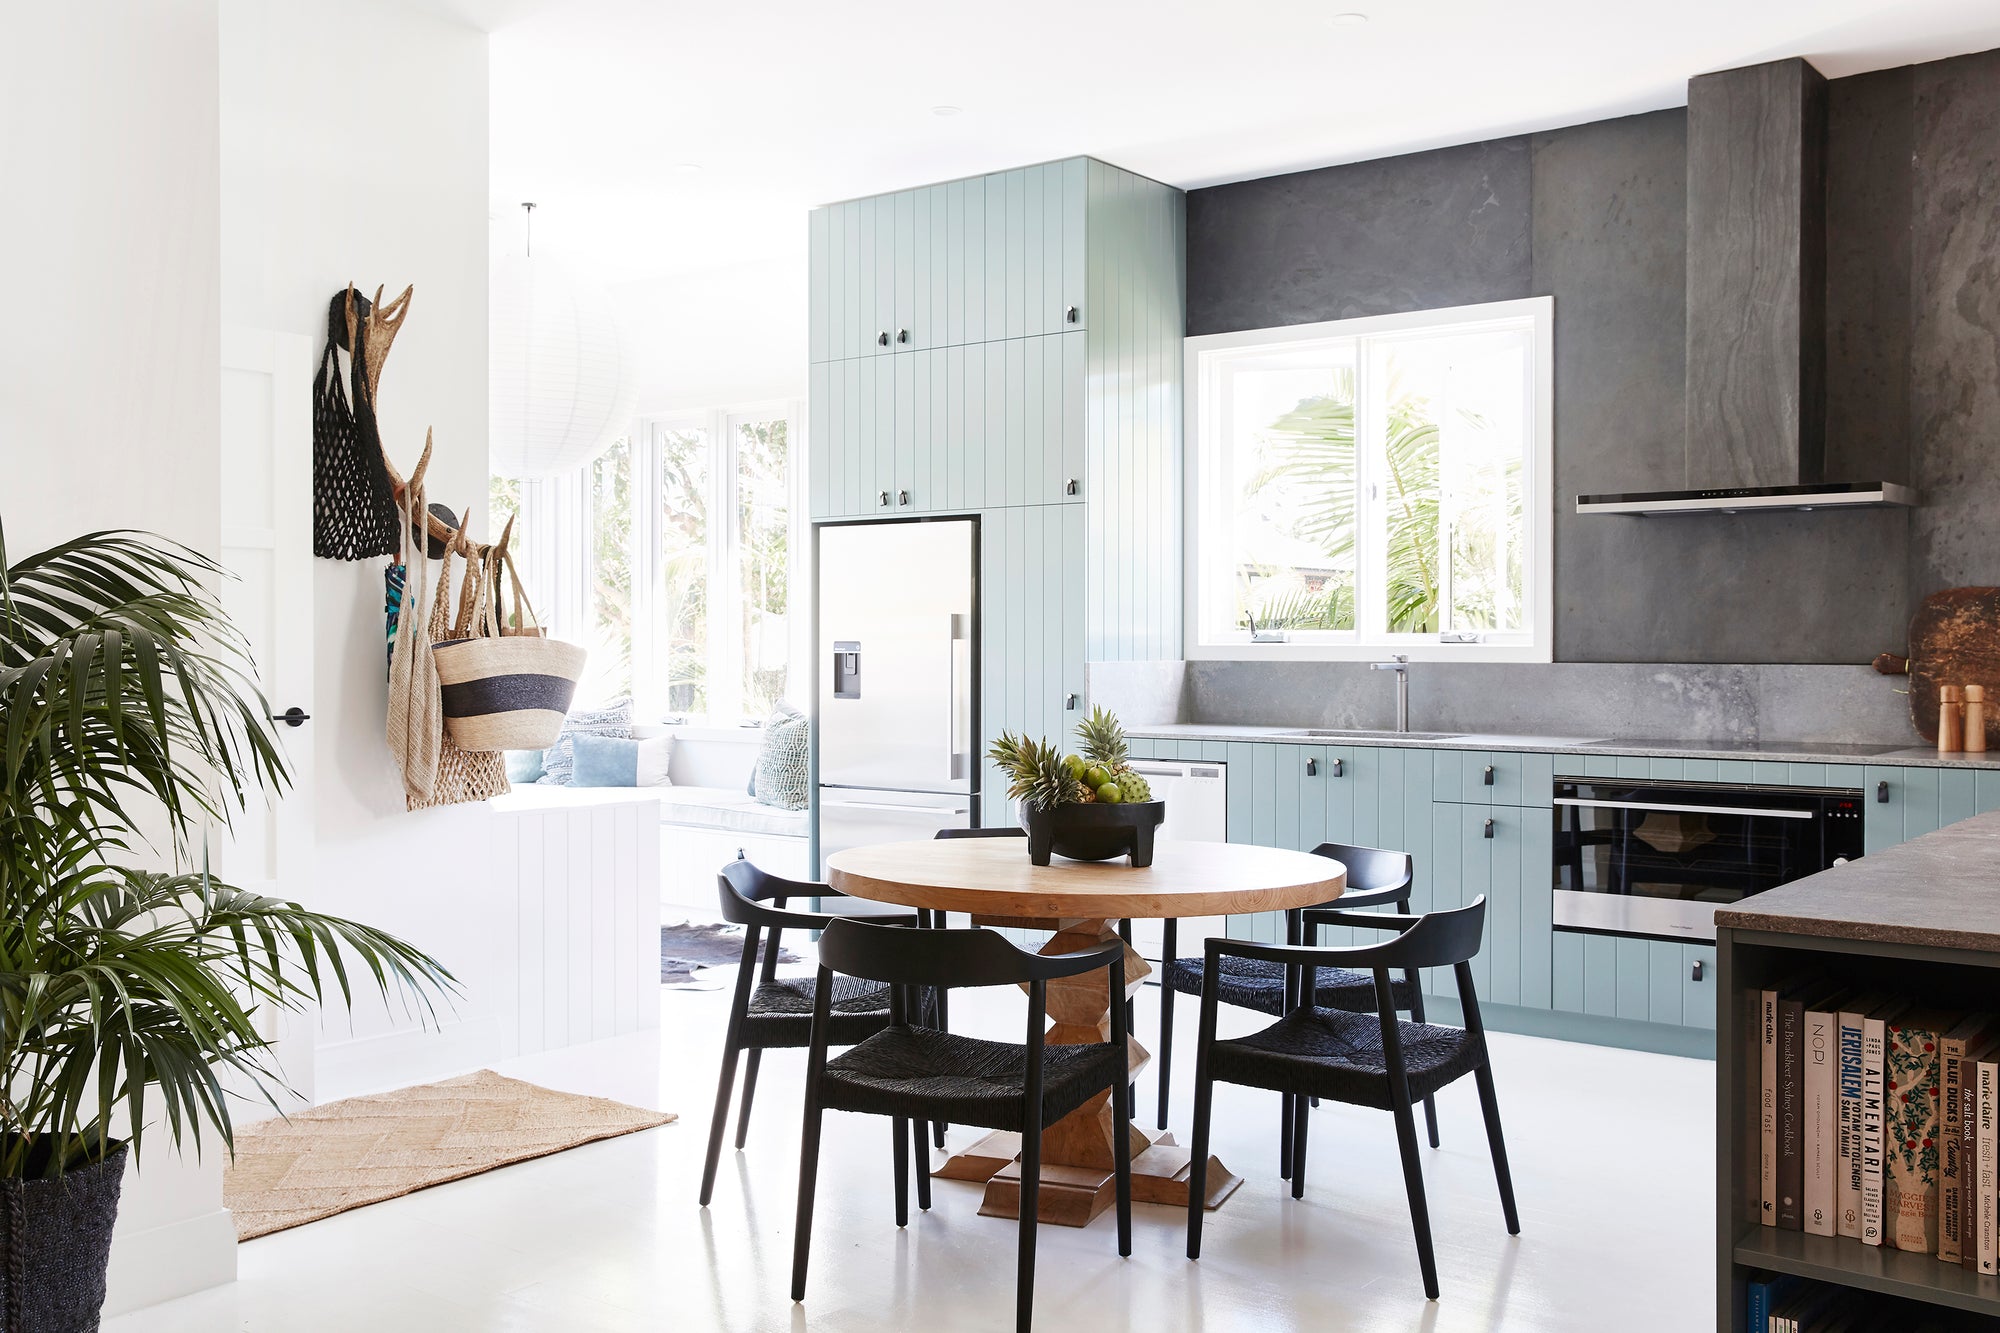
(537, 699, 633, 785)
(752, 703, 810, 811)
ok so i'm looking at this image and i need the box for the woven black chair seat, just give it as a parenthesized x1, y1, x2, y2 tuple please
(1163, 954, 1415, 1015)
(1209, 1007, 1482, 1110)
(820, 1025, 1125, 1133)
(745, 974, 893, 1047)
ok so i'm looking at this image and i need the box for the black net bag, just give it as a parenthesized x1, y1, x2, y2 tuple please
(312, 288, 400, 560)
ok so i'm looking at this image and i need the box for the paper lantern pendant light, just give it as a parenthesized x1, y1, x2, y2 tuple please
(489, 203, 638, 479)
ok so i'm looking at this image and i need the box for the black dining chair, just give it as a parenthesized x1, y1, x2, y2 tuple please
(1183, 896, 1519, 1301)
(934, 824, 1141, 1122)
(1155, 842, 1438, 1170)
(698, 858, 916, 1208)
(792, 916, 1133, 1333)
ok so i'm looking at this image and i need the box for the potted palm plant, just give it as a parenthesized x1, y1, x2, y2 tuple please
(0, 521, 455, 1332)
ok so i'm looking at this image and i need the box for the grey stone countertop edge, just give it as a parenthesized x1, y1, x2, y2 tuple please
(1715, 810, 2000, 952)
(1123, 724, 2000, 770)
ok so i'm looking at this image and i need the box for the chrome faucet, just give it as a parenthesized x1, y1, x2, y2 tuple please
(1370, 655, 1411, 732)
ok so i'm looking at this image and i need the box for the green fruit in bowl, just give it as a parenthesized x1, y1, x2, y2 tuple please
(1096, 781, 1123, 804)
(1083, 765, 1111, 790)
(1064, 753, 1087, 780)
(1115, 770, 1152, 802)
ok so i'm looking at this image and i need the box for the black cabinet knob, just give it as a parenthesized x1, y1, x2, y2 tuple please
(1331, 757, 1344, 778)
(897, 489, 910, 506)
(897, 329, 909, 344)
(1065, 478, 1079, 496)
(1065, 693, 1078, 710)
(1483, 817, 1495, 839)
(1483, 764, 1495, 786)
(1306, 758, 1318, 776)
(1065, 305, 1078, 324)
(1691, 959, 1706, 982)
(271, 706, 310, 728)
(1877, 780, 1890, 804)
(878, 331, 890, 347)
(878, 490, 891, 507)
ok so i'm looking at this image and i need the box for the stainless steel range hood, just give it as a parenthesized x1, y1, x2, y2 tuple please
(1577, 58, 1916, 518)
(1577, 481, 1916, 515)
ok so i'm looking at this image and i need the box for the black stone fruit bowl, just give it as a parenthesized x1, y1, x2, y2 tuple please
(1019, 800, 1166, 867)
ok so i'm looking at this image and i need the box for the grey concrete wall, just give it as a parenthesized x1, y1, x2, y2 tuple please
(1184, 53, 2000, 665)
(1090, 658, 1915, 746)
(1910, 49, 2000, 601)
(1185, 137, 1530, 335)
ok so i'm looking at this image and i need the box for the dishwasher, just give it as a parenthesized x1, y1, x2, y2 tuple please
(1123, 758, 1229, 966)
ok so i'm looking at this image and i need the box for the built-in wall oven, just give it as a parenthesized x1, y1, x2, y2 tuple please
(1551, 776, 1865, 943)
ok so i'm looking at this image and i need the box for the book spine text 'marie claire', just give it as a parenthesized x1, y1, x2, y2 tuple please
(1762, 989, 1780, 1225)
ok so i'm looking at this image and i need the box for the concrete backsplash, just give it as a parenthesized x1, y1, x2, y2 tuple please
(1089, 658, 1919, 747)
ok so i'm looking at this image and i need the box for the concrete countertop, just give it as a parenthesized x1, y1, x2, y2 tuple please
(1715, 810, 2000, 952)
(1124, 723, 2000, 770)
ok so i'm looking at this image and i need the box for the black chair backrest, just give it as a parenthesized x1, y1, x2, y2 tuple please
(933, 826, 1026, 839)
(1367, 896, 1487, 970)
(817, 917, 1118, 991)
(717, 858, 830, 928)
(1310, 841, 1413, 904)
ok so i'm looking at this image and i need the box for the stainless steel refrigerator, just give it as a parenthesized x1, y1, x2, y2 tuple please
(815, 518, 979, 869)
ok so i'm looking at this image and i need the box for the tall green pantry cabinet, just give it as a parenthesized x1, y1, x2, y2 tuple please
(806, 158, 1186, 824)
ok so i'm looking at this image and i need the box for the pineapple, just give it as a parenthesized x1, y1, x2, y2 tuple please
(988, 732, 1083, 810)
(1074, 706, 1130, 773)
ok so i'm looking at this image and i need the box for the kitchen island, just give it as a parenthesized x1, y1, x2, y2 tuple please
(1713, 810, 2000, 1329)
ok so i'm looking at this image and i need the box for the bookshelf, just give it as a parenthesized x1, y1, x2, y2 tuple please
(1716, 926, 2000, 1329)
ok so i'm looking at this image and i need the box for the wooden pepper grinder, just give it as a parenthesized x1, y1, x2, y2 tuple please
(1940, 684, 1965, 753)
(1966, 684, 1988, 754)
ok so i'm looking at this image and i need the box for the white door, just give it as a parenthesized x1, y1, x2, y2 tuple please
(217, 326, 317, 1114)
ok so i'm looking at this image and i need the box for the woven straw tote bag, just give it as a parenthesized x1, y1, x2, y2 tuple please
(385, 474, 443, 804)
(432, 526, 584, 751)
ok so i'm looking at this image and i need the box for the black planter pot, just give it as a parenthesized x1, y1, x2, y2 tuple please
(1019, 800, 1166, 866)
(0, 1142, 128, 1333)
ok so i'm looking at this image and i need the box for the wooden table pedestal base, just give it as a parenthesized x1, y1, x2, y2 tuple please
(935, 1129, 1243, 1226)
(927, 914, 1243, 1227)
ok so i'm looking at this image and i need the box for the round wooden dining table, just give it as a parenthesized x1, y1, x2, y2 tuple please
(824, 836, 1345, 1228)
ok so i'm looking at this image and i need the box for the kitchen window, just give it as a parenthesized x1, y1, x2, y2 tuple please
(491, 400, 806, 723)
(1185, 298, 1553, 663)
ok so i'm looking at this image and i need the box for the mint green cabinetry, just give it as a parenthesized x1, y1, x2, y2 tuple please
(1864, 764, 2000, 853)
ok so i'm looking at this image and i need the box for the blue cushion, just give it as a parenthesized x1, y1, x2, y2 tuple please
(572, 734, 638, 787)
(505, 749, 545, 785)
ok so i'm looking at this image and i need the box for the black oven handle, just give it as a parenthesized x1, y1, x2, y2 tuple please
(1552, 796, 1817, 821)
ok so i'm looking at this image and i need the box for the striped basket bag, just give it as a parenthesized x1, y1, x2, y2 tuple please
(430, 526, 584, 753)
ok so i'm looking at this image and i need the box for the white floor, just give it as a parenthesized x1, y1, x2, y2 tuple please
(108, 968, 1716, 1332)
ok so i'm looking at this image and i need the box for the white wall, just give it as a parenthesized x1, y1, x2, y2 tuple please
(602, 256, 807, 415)
(0, 1, 237, 1313)
(219, 0, 503, 1096)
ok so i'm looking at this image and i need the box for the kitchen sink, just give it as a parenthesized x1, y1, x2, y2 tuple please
(1276, 729, 1463, 741)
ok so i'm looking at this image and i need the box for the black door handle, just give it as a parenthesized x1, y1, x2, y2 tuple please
(877, 331, 890, 347)
(272, 706, 310, 728)
(1691, 959, 1705, 982)
(1331, 757, 1344, 777)
(897, 329, 909, 344)
(1306, 758, 1318, 776)
(1065, 305, 1078, 324)
(1877, 780, 1890, 804)
(1483, 817, 1494, 839)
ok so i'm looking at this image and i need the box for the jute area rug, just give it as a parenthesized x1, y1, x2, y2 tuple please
(224, 1069, 676, 1240)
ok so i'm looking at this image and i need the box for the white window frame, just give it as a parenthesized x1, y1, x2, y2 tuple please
(633, 398, 806, 724)
(1183, 297, 1554, 664)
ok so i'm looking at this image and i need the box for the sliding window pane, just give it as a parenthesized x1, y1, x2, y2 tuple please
(1376, 330, 1528, 635)
(736, 417, 790, 716)
(583, 438, 635, 703)
(656, 426, 709, 715)
(1229, 351, 1359, 635)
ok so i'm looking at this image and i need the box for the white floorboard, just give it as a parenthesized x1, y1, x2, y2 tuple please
(107, 968, 1715, 1332)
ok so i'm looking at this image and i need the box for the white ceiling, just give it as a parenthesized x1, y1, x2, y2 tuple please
(485, 0, 2000, 286)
